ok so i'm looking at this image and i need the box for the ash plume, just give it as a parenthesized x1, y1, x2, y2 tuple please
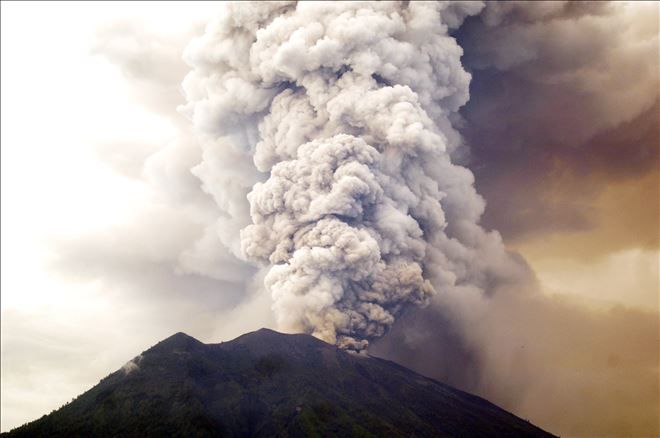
(31, 2, 656, 436)
(455, 0, 659, 245)
(181, 1, 527, 350)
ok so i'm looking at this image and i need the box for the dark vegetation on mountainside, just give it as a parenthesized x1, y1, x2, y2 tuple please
(3, 329, 555, 437)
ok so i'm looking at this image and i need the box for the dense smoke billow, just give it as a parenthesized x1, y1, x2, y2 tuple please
(42, 1, 657, 436)
(180, 1, 529, 350)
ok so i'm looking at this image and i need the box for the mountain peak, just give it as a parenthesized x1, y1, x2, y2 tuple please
(230, 327, 326, 343)
(234, 327, 316, 339)
(146, 331, 204, 355)
(168, 331, 196, 340)
(223, 328, 334, 360)
(233, 327, 287, 341)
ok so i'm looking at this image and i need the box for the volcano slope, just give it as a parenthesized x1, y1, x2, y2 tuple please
(2, 328, 554, 437)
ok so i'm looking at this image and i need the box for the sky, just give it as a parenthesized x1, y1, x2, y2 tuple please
(1, 1, 658, 436)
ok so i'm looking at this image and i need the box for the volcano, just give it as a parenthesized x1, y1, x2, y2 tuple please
(2, 329, 554, 437)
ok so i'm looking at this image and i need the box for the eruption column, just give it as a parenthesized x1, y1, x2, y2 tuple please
(182, 1, 521, 350)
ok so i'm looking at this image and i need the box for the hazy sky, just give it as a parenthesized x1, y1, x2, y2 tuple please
(1, 2, 244, 430)
(1, 1, 658, 436)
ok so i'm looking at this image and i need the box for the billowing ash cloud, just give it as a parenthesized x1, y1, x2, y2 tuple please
(17, 2, 653, 436)
(180, 1, 527, 349)
(454, 0, 659, 246)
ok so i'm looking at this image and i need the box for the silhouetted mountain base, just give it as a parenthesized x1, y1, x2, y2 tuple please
(3, 329, 555, 437)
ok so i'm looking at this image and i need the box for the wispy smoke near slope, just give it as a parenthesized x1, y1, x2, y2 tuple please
(181, 1, 528, 349)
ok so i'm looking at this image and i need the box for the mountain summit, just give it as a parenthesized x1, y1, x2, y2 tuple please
(3, 329, 554, 437)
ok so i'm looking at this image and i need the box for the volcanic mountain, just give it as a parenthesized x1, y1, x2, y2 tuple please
(2, 329, 554, 437)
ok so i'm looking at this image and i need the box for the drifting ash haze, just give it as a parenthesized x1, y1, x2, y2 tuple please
(171, 3, 658, 434)
(182, 1, 527, 350)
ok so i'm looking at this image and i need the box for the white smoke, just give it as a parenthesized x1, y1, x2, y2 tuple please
(181, 1, 528, 350)
(121, 355, 143, 375)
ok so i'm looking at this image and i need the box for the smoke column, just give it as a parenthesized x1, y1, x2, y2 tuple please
(181, 1, 527, 350)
